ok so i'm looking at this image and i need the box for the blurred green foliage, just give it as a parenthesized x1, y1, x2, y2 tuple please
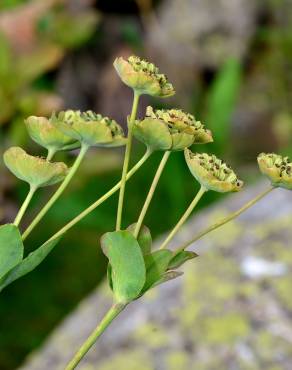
(204, 59, 242, 155)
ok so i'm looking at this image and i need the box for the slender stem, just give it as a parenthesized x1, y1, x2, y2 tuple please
(65, 303, 126, 370)
(13, 185, 37, 227)
(134, 151, 171, 238)
(22, 144, 89, 241)
(175, 186, 274, 253)
(116, 90, 140, 231)
(46, 148, 56, 161)
(43, 149, 152, 245)
(160, 186, 207, 249)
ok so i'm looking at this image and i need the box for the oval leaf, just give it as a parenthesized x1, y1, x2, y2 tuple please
(0, 224, 23, 278)
(0, 236, 61, 291)
(142, 249, 173, 293)
(101, 230, 146, 303)
(168, 250, 198, 270)
(127, 223, 152, 255)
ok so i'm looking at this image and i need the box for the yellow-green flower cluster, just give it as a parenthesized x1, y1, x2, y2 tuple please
(25, 115, 79, 154)
(185, 149, 243, 192)
(52, 110, 126, 148)
(4, 147, 68, 189)
(257, 153, 292, 190)
(114, 56, 175, 97)
(133, 106, 213, 152)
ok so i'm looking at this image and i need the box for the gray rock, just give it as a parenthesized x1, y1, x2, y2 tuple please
(19, 182, 292, 370)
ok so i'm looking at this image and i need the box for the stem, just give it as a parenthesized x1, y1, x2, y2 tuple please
(65, 303, 126, 370)
(43, 149, 152, 245)
(116, 90, 140, 231)
(160, 186, 207, 249)
(134, 151, 171, 238)
(22, 144, 89, 241)
(175, 186, 274, 252)
(13, 185, 37, 227)
(46, 148, 56, 161)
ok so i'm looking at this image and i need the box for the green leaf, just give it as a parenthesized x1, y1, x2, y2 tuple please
(154, 270, 184, 287)
(107, 263, 113, 291)
(0, 224, 23, 278)
(101, 231, 146, 303)
(127, 223, 152, 255)
(142, 249, 173, 293)
(168, 251, 198, 270)
(0, 236, 61, 291)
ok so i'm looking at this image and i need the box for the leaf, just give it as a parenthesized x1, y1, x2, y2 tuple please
(107, 263, 113, 291)
(142, 249, 173, 293)
(101, 231, 146, 303)
(0, 224, 23, 278)
(168, 251, 198, 270)
(0, 236, 61, 291)
(127, 223, 152, 255)
(154, 270, 184, 287)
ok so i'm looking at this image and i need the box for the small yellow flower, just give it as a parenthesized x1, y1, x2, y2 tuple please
(3, 147, 68, 188)
(133, 106, 213, 152)
(257, 153, 292, 190)
(184, 149, 243, 192)
(52, 110, 127, 148)
(114, 56, 175, 97)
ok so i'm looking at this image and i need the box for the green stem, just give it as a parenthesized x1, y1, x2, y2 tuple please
(116, 90, 140, 231)
(22, 144, 89, 241)
(43, 149, 152, 245)
(160, 186, 207, 249)
(13, 185, 37, 227)
(175, 186, 274, 253)
(46, 148, 56, 161)
(65, 303, 126, 370)
(134, 151, 171, 238)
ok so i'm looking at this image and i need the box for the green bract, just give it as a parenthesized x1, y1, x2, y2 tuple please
(52, 110, 127, 148)
(133, 106, 213, 152)
(25, 115, 79, 153)
(257, 153, 292, 190)
(3, 147, 68, 188)
(184, 149, 243, 193)
(114, 56, 175, 97)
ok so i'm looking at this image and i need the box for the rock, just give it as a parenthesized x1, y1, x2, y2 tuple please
(19, 182, 292, 370)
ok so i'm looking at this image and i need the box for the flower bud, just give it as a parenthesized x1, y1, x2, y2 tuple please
(51, 110, 127, 148)
(25, 116, 79, 153)
(184, 149, 243, 192)
(114, 56, 175, 97)
(257, 153, 292, 190)
(3, 147, 68, 188)
(133, 106, 213, 152)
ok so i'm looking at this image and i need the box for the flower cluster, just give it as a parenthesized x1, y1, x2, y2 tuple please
(114, 56, 175, 97)
(4, 147, 68, 189)
(52, 110, 126, 148)
(25, 116, 79, 154)
(133, 106, 213, 152)
(185, 149, 243, 192)
(257, 153, 292, 190)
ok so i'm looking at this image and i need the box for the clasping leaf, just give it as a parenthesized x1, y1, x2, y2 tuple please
(101, 230, 146, 304)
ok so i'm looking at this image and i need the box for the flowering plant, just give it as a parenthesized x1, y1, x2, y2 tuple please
(0, 55, 290, 369)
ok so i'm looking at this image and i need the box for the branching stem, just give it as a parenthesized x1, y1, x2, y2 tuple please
(175, 186, 274, 252)
(116, 90, 140, 231)
(160, 186, 207, 249)
(134, 151, 171, 238)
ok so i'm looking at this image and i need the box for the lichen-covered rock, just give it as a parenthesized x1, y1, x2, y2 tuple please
(19, 183, 292, 370)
